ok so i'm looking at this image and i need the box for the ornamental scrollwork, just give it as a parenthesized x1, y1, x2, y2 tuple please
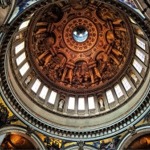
(28, 2, 132, 92)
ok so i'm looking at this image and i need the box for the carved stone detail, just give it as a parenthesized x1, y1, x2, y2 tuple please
(98, 95, 105, 111)
(27, 2, 132, 93)
(58, 95, 65, 111)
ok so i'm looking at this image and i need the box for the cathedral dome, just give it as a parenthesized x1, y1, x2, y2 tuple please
(0, 0, 150, 141)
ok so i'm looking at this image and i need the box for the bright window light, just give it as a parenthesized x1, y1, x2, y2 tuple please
(78, 97, 85, 110)
(48, 91, 57, 104)
(133, 59, 143, 73)
(15, 41, 25, 54)
(136, 38, 146, 50)
(88, 96, 95, 109)
(19, 62, 29, 76)
(129, 17, 136, 24)
(19, 20, 30, 30)
(114, 84, 124, 98)
(31, 79, 41, 93)
(106, 90, 115, 103)
(68, 97, 75, 110)
(39, 86, 48, 99)
(16, 52, 26, 66)
(0, 134, 7, 145)
(122, 77, 131, 91)
(136, 49, 145, 62)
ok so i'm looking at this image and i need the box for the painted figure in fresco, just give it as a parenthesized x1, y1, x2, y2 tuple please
(0, 103, 8, 127)
(73, 64, 83, 84)
(71, 61, 91, 87)
(70, 0, 88, 9)
(35, 34, 55, 69)
(96, 52, 109, 73)
(49, 54, 66, 81)
(99, 136, 120, 150)
(66, 68, 74, 84)
(0, 103, 18, 127)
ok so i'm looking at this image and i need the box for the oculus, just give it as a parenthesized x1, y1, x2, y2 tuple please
(73, 26, 89, 43)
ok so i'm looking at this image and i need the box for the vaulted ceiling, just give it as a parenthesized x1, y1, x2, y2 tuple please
(0, 0, 150, 150)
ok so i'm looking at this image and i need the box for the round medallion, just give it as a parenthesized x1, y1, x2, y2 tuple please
(63, 17, 97, 52)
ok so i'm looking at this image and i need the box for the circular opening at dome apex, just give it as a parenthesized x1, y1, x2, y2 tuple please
(73, 26, 88, 42)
